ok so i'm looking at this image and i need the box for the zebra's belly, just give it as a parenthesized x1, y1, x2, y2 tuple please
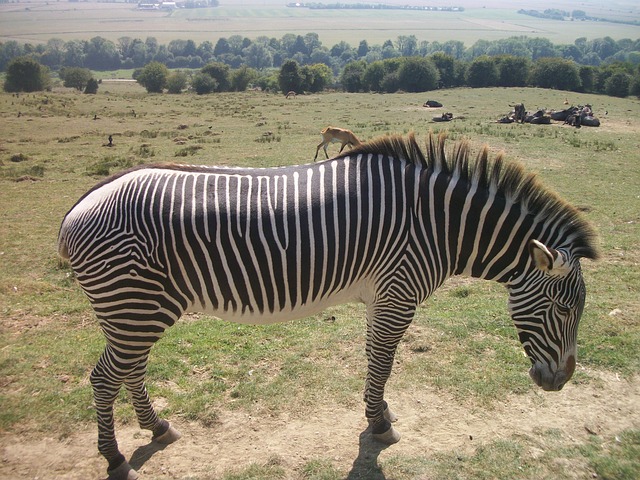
(188, 284, 369, 325)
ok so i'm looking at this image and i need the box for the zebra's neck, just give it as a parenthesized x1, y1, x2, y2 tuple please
(416, 167, 538, 285)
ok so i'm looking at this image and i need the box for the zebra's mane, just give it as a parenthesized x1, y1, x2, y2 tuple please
(347, 132, 599, 260)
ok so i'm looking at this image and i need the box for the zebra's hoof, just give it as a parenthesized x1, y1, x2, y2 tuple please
(372, 425, 401, 444)
(384, 405, 398, 423)
(107, 461, 139, 480)
(153, 424, 182, 444)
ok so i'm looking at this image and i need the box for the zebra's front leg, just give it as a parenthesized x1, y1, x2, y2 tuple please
(364, 304, 414, 445)
(364, 346, 403, 445)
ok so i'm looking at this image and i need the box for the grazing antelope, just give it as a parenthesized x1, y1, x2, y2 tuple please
(314, 126, 362, 161)
(285, 91, 297, 98)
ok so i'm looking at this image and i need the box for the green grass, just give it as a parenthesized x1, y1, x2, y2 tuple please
(0, 85, 639, 477)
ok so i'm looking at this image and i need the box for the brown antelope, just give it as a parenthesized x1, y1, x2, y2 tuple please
(285, 91, 297, 98)
(314, 126, 363, 161)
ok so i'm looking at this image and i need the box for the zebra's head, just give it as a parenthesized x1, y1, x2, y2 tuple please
(508, 239, 588, 392)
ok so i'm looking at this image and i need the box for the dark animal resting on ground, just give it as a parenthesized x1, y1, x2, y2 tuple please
(525, 109, 545, 123)
(497, 116, 514, 124)
(314, 126, 363, 161)
(423, 100, 443, 108)
(432, 112, 454, 122)
(551, 107, 577, 122)
(581, 116, 600, 127)
(496, 103, 528, 124)
(512, 103, 526, 123)
(58, 133, 598, 480)
(530, 115, 551, 125)
(563, 105, 600, 128)
(496, 104, 599, 127)
(526, 110, 551, 125)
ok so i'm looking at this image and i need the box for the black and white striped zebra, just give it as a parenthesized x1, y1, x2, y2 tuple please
(58, 133, 598, 480)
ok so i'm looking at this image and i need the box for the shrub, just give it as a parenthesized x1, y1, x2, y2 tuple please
(191, 73, 217, 95)
(84, 78, 99, 94)
(60, 67, 92, 91)
(604, 72, 631, 98)
(166, 71, 188, 94)
(4, 56, 51, 92)
(136, 61, 169, 93)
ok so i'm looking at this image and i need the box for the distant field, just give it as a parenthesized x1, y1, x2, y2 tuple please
(1, 0, 639, 47)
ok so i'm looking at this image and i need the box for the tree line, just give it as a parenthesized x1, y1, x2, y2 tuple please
(1, 33, 638, 73)
(2, 33, 640, 98)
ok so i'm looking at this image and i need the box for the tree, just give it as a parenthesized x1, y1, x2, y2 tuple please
(166, 71, 188, 94)
(85, 36, 121, 70)
(429, 52, 456, 88)
(495, 55, 531, 87)
(213, 37, 231, 56)
(84, 78, 99, 94)
(137, 61, 169, 93)
(278, 60, 302, 93)
(357, 40, 369, 58)
(63, 40, 86, 68)
(466, 55, 499, 87)
(604, 72, 631, 97)
(244, 43, 273, 70)
(40, 38, 65, 69)
(587, 36, 619, 63)
(197, 41, 215, 63)
(525, 37, 557, 60)
(529, 58, 581, 91)
(230, 66, 258, 91)
(396, 35, 418, 57)
(168, 39, 188, 57)
(201, 62, 231, 92)
(630, 67, 640, 98)
(61, 67, 93, 91)
(363, 61, 386, 92)
(300, 63, 332, 92)
(191, 73, 217, 95)
(578, 66, 596, 92)
(340, 61, 366, 92)
(440, 40, 466, 59)
(4, 56, 51, 92)
(0, 41, 25, 71)
(397, 57, 439, 92)
(304, 33, 322, 56)
(381, 71, 400, 93)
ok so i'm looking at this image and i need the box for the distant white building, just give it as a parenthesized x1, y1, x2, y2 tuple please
(138, 2, 177, 10)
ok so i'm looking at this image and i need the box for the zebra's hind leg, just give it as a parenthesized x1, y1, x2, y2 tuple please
(91, 346, 139, 480)
(123, 357, 182, 445)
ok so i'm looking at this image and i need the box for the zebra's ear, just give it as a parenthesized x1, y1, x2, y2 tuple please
(529, 240, 571, 276)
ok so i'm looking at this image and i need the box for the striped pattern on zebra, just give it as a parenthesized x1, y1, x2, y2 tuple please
(58, 133, 598, 480)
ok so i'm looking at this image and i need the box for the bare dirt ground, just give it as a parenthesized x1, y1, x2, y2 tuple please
(1, 369, 638, 480)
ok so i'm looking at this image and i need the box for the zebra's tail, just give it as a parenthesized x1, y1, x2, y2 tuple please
(57, 215, 71, 260)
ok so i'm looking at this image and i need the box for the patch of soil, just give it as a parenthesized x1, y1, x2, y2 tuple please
(1, 370, 638, 479)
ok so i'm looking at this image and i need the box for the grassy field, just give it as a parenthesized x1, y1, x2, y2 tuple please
(0, 84, 639, 479)
(1, 0, 639, 47)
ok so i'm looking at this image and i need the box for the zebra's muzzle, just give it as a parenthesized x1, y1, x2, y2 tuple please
(529, 355, 575, 391)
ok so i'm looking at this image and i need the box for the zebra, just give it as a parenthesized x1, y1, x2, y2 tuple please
(57, 133, 598, 480)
